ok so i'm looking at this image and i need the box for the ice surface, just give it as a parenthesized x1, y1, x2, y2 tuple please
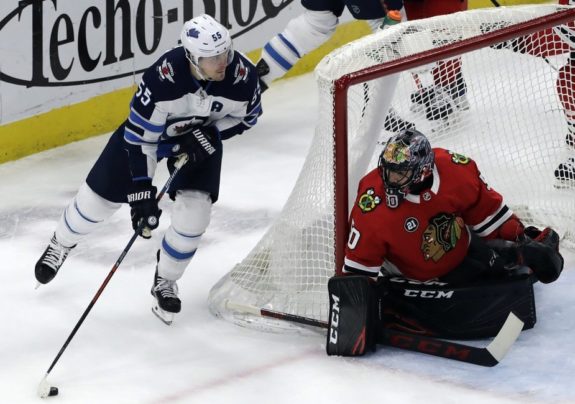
(0, 74, 573, 404)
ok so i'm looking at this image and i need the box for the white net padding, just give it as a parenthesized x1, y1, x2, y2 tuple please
(209, 5, 575, 331)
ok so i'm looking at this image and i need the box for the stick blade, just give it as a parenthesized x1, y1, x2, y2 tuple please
(37, 376, 52, 399)
(485, 311, 524, 364)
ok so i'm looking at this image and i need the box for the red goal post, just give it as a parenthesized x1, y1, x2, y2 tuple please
(209, 5, 575, 332)
(332, 6, 575, 274)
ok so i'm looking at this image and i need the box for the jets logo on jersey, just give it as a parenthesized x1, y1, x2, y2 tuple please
(158, 59, 175, 83)
(448, 151, 470, 165)
(167, 117, 206, 136)
(421, 213, 464, 262)
(233, 59, 249, 85)
(358, 188, 381, 213)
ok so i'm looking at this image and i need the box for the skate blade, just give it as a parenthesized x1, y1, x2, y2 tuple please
(151, 304, 174, 325)
(553, 179, 574, 189)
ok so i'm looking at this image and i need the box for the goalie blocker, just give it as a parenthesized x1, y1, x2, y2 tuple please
(326, 273, 536, 356)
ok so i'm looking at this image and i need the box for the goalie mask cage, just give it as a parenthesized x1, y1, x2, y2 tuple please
(209, 5, 575, 331)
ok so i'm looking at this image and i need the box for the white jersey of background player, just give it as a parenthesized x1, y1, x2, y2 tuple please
(257, 0, 402, 90)
(34, 15, 262, 325)
(256, 0, 470, 131)
(257, 0, 414, 132)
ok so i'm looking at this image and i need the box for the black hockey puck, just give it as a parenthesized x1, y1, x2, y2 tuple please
(48, 387, 59, 396)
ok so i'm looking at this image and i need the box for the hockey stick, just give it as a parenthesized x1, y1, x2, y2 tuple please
(224, 300, 523, 367)
(37, 153, 189, 399)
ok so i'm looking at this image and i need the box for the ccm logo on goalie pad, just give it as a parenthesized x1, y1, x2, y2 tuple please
(404, 289, 454, 298)
(329, 294, 340, 345)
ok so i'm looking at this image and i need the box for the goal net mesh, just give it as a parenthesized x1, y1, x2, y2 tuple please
(209, 5, 575, 331)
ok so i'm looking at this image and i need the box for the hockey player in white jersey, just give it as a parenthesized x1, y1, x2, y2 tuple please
(35, 14, 262, 325)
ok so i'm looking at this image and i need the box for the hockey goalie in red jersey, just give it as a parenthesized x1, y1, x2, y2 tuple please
(326, 129, 565, 356)
(343, 128, 563, 284)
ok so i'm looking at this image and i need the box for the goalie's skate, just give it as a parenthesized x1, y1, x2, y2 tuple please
(151, 268, 181, 325)
(35, 233, 75, 286)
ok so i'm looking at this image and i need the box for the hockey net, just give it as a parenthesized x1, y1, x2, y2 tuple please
(209, 5, 575, 331)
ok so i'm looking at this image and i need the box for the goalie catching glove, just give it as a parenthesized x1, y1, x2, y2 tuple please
(157, 126, 220, 164)
(127, 180, 162, 239)
(519, 226, 564, 284)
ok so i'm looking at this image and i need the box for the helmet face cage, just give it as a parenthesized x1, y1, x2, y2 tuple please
(378, 129, 434, 207)
(180, 14, 234, 79)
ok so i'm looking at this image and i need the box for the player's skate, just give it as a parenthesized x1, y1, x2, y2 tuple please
(566, 132, 575, 148)
(410, 85, 469, 131)
(554, 157, 575, 187)
(384, 108, 415, 133)
(34, 233, 75, 286)
(151, 257, 181, 325)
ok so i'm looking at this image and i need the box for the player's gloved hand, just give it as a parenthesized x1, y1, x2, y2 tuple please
(127, 180, 162, 239)
(523, 226, 561, 251)
(518, 226, 563, 283)
(157, 126, 219, 164)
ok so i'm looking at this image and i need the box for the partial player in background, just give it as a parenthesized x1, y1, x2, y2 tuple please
(327, 128, 564, 356)
(256, 0, 413, 132)
(257, 0, 395, 90)
(34, 14, 262, 325)
(403, 0, 470, 124)
(482, 0, 575, 184)
(257, 0, 469, 130)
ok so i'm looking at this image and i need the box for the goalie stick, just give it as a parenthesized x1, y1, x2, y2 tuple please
(224, 300, 523, 367)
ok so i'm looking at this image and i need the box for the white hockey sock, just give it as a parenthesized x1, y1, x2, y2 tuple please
(260, 10, 338, 85)
(55, 183, 121, 247)
(157, 190, 212, 281)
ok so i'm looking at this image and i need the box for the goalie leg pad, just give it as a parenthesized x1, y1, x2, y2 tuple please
(326, 276, 378, 356)
(377, 275, 536, 340)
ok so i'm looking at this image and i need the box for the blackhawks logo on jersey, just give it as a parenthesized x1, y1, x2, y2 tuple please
(421, 213, 464, 262)
(448, 150, 471, 165)
(357, 188, 381, 213)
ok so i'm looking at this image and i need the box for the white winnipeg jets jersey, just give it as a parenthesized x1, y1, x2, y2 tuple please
(124, 46, 262, 179)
